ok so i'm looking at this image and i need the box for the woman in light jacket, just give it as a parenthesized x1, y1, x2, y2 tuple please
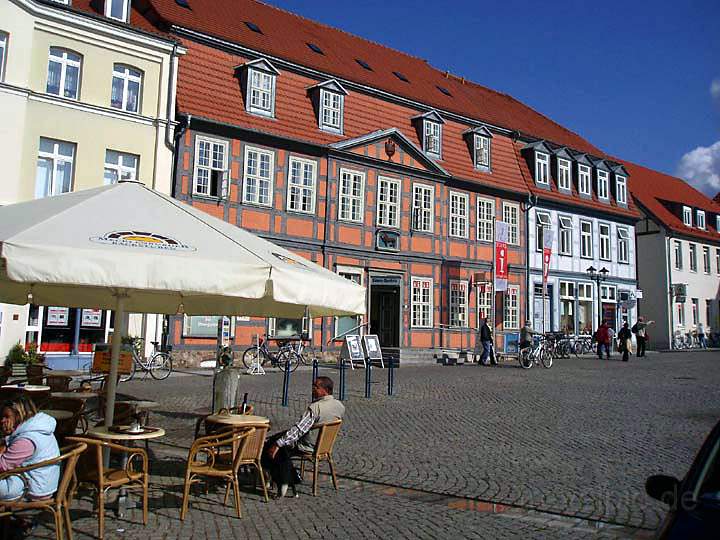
(0, 395, 60, 500)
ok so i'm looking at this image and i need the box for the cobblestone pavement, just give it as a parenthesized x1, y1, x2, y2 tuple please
(25, 351, 720, 538)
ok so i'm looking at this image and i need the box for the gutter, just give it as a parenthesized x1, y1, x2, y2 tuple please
(165, 43, 183, 150)
(665, 234, 674, 349)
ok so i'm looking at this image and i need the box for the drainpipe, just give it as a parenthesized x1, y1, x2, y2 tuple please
(165, 44, 181, 151)
(321, 153, 332, 352)
(523, 193, 536, 323)
(665, 235, 674, 349)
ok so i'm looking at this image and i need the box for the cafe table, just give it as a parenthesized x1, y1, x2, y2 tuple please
(50, 391, 100, 399)
(204, 413, 269, 458)
(44, 370, 84, 378)
(1, 384, 51, 392)
(40, 409, 73, 421)
(87, 425, 166, 517)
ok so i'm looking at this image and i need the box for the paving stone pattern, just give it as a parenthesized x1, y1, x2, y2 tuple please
(28, 352, 720, 539)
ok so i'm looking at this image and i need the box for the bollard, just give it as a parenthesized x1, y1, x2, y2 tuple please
(364, 359, 372, 398)
(387, 360, 395, 396)
(312, 358, 319, 401)
(281, 356, 291, 407)
(339, 359, 346, 401)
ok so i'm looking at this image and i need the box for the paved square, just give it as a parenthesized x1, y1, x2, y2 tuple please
(25, 351, 720, 539)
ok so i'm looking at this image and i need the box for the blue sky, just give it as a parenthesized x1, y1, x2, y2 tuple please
(266, 0, 720, 197)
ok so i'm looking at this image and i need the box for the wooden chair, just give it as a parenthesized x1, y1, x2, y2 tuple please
(295, 419, 342, 496)
(0, 442, 86, 540)
(216, 422, 269, 503)
(194, 404, 254, 439)
(46, 375, 72, 392)
(180, 427, 254, 520)
(65, 436, 149, 540)
(45, 398, 87, 443)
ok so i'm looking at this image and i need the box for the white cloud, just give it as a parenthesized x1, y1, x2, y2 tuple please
(712, 78, 720, 103)
(677, 141, 720, 197)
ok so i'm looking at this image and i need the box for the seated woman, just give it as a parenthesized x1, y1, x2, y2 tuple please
(0, 396, 60, 501)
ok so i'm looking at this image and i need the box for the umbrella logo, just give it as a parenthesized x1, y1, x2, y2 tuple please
(90, 231, 196, 252)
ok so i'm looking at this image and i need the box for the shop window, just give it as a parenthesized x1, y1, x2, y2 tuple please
(335, 268, 363, 339)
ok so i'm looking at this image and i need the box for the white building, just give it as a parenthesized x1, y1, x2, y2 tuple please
(522, 142, 640, 334)
(630, 162, 720, 349)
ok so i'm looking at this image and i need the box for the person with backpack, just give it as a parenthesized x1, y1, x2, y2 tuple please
(631, 317, 654, 357)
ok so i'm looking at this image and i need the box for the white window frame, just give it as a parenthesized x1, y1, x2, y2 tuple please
(268, 316, 310, 339)
(0, 32, 8, 82)
(335, 266, 364, 338)
(597, 170, 609, 199)
(193, 136, 228, 198)
(683, 206, 692, 226)
(600, 285, 617, 302)
(689, 243, 698, 272)
(617, 227, 630, 264)
(578, 165, 591, 195)
(424, 120, 442, 158)
(476, 282, 492, 323)
(111, 64, 142, 113)
(557, 158, 571, 190)
(338, 168, 365, 223)
(676, 302, 685, 326)
(247, 68, 276, 117)
(702, 246, 711, 274)
(105, 0, 130, 22)
(474, 135, 490, 168)
(535, 211, 551, 252)
(35, 138, 75, 199)
(558, 215, 573, 256)
(242, 145, 274, 206)
(616, 175, 627, 205)
(580, 220, 593, 259)
(449, 280, 468, 328)
(449, 191, 469, 239)
(503, 286, 519, 330)
(697, 210, 706, 230)
(535, 152, 549, 185)
(691, 298, 699, 326)
(503, 202, 519, 245)
(577, 283, 593, 301)
(599, 223, 611, 261)
(412, 183, 434, 233)
(46, 47, 81, 100)
(716, 215, 720, 234)
(674, 240, 683, 270)
(377, 176, 401, 228)
(319, 89, 344, 133)
(477, 197, 494, 242)
(716, 248, 720, 275)
(286, 156, 316, 214)
(104, 150, 138, 185)
(411, 277, 433, 328)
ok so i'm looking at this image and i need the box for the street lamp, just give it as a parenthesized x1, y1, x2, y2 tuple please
(586, 266, 609, 329)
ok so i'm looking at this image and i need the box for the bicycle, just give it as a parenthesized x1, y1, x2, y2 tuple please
(241, 336, 301, 372)
(120, 338, 173, 382)
(518, 337, 553, 369)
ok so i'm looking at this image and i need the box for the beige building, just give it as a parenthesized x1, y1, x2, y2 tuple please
(0, 0, 184, 361)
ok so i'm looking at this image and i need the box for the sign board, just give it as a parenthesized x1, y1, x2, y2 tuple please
(370, 275, 402, 286)
(635, 290, 643, 299)
(81, 309, 102, 328)
(503, 332, 520, 353)
(184, 315, 234, 338)
(363, 334, 383, 361)
(92, 344, 133, 374)
(494, 221, 509, 292)
(47, 307, 69, 327)
(340, 335, 364, 363)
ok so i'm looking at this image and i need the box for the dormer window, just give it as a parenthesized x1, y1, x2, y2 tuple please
(535, 153, 549, 185)
(697, 210, 706, 229)
(464, 126, 492, 171)
(308, 79, 347, 134)
(238, 58, 280, 118)
(413, 111, 444, 159)
(557, 159, 571, 190)
(105, 0, 130, 23)
(616, 175, 627, 205)
(683, 206, 692, 226)
(578, 164, 591, 195)
(597, 170, 609, 199)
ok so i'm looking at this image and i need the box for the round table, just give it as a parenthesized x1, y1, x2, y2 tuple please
(44, 370, 84, 378)
(40, 409, 74, 421)
(118, 400, 160, 410)
(1, 384, 51, 392)
(51, 391, 99, 399)
(87, 426, 166, 441)
(205, 413, 269, 426)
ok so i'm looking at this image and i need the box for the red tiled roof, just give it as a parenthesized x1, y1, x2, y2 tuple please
(623, 160, 720, 242)
(146, 0, 603, 155)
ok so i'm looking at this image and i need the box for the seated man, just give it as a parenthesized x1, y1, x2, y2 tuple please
(263, 376, 344, 497)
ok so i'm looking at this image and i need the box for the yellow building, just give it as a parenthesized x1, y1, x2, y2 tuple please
(0, 0, 184, 360)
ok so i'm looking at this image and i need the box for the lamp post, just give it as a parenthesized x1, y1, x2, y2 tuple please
(586, 266, 609, 330)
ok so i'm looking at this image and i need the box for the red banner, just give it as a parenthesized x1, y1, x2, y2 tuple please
(494, 221, 509, 292)
(542, 230, 553, 285)
(496, 242, 508, 280)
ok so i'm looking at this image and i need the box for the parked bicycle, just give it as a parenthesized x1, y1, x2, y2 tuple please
(241, 335, 301, 371)
(518, 336, 553, 369)
(120, 338, 173, 382)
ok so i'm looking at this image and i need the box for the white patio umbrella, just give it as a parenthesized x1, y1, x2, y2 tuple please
(0, 181, 365, 425)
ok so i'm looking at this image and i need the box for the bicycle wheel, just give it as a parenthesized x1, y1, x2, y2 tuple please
(277, 349, 301, 372)
(300, 345, 317, 366)
(119, 358, 137, 382)
(149, 352, 173, 380)
(518, 348, 533, 369)
(242, 346, 264, 369)
(541, 348, 553, 368)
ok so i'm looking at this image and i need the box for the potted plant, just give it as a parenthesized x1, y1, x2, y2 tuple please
(5, 342, 28, 377)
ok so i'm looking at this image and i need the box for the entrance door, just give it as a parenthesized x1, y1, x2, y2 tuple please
(370, 282, 400, 348)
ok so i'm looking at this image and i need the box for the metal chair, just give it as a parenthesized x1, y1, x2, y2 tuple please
(295, 419, 342, 496)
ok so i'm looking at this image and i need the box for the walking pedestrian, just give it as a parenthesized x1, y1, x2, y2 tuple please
(595, 320, 611, 360)
(631, 317, 654, 357)
(617, 322, 632, 362)
(697, 322, 707, 349)
(479, 318, 496, 366)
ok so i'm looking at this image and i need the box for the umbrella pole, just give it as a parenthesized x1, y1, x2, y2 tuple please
(104, 294, 127, 428)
